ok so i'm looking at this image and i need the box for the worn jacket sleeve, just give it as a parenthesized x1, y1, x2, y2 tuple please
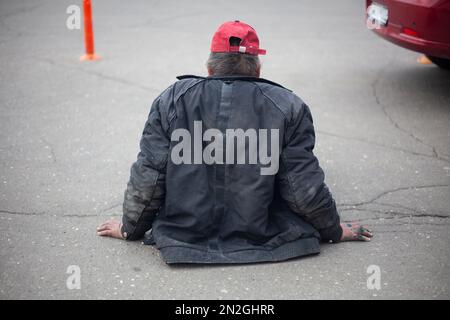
(121, 94, 171, 240)
(278, 101, 342, 242)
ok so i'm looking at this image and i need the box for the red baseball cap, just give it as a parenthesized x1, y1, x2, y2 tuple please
(210, 20, 266, 56)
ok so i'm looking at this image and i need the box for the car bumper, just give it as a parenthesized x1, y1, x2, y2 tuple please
(372, 23, 450, 59)
(367, 0, 450, 59)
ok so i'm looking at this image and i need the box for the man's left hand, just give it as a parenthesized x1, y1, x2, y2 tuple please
(340, 222, 373, 242)
(97, 219, 124, 239)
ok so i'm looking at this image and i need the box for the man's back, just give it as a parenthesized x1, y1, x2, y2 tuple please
(121, 75, 341, 264)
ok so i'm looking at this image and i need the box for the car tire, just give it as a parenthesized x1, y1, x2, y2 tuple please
(427, 56, 450, 70)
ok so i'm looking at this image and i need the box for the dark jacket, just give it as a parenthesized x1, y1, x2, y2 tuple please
(121, 75, 342, 264)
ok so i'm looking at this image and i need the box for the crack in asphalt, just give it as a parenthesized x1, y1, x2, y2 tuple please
(371, 60, 450, 163)
(359, 216, 450, 227)
(0, 210, 45, 216)
(374, 201, 449, 216)
(342, 200, 449, 217)
(338, 184, 450, 208)
(316, 129, 449, 163)
(0, 210, 117, 218)
(340, 206, 450, 219)
(42, 58, 160, 93)
(0, 199, 123, 218)
(371, 228, 443, 233)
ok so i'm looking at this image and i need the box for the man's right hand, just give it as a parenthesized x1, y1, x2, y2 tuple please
(340, 222, 373, 242)
(97, 218, 125, 240)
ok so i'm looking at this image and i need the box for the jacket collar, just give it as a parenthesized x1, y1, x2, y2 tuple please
(176, 74, 290, 91)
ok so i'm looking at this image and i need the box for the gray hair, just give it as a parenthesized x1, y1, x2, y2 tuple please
(206, 52, 261, 77)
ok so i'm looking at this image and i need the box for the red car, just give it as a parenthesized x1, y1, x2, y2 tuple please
(366, 0, 450, 69)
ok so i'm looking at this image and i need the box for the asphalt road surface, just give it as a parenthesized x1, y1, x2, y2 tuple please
(1, 0, 449, 299)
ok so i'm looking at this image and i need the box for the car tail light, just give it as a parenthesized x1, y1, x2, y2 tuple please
(402, 27, 419, 37)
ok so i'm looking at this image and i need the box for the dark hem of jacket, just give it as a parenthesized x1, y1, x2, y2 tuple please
(158, 237, 321, 264)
